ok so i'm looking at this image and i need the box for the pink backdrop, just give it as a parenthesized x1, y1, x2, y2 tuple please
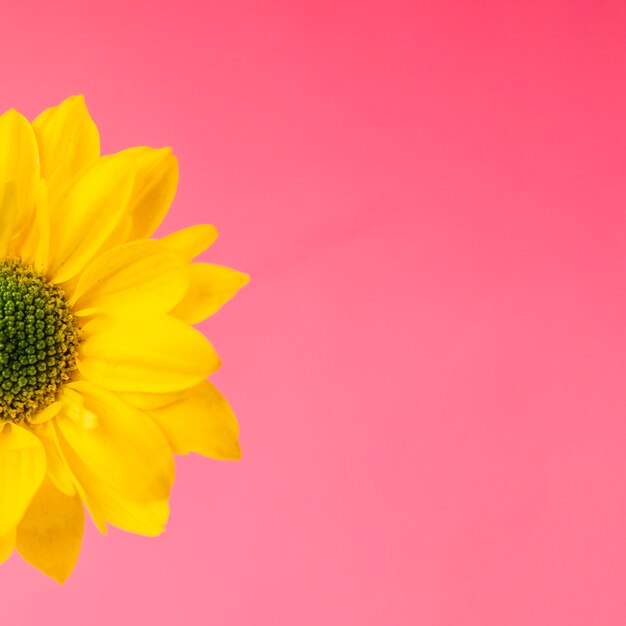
(2, 1, 626, 624)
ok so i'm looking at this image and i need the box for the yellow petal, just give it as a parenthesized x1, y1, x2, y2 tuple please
(45, 163, 73, 210)
(14, 179, 50, 273)
(27, 401, 62, 426)
(121, 390, 184, 411)
(16, 477, 84, 584)
(105, 147, 178, 247)
(0, 180, 21, 258)
(127, 147, 178, 241)
(47, 151, 137, 284)
(71, 239, 189, 315)
(54, 382, 174, 536)
(32, 95, 100, 182)
(78, 315, 220, 393)
(0, 110, 40, 253)
(0, 530, 14, 565)
(58, 382, 174, 501)
(39, 415, 105, 531)
(149, 381, 241, 459)
(59, 454, 168, 537)
(0, 423, 46, 535)
(37, 421, 76, 496)
(161, 224, 218, 261)
(171, 263, 250, 324)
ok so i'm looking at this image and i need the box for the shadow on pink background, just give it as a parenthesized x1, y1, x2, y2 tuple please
(2, 1, 626, 624)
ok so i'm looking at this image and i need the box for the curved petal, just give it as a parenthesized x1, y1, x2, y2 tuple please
(105, 147, 178, 247)
(32, 95, 100, 183)
(58, 382, 174, 501)
(121, 390, 184, 411)
(14, 179, 50, 273)
(0, 109, 40, 255)
(16, 477, 84, 584)
(127, 147, 178, 241)
(47, 151, 137, 284)
(37, 414, 106, 533)
(27, 401, 62, 426)
(161, 224, 218, 261)
(71, 239, 189, 315)
(54, 382, 174, 536)
(78, 315, 220, 393)
(171, 263, 249, 324)
(149, 381, 241, 460)
(0, 180, 21, 258)
(0, 423, 46, 535)
(37, 421, 76, 496)
(53, 447, 107, 534)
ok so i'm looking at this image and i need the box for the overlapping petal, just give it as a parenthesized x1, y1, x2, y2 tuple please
(16, 478, 84, 583)
(47, 152, 137, 283)
(54, 382, 174, 535)
(32, 95, 100, 183)
(104, 147, 178, 248)
(124, 147, 179, 241)
(37, 422, 77, 497)
(78, 315, 221, 392)
(161, 224, 218, 261)
(121, 390, 185, 411)
(16, 180, 51, 273)
(0, 424, 46, 535)
(148, 381, 241, 459)
(0, 109, 40, 255)
(72, 239, 189, 315)
(171, 263, 250, 324)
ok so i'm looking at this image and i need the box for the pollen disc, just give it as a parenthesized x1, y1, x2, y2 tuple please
(0, 260, 80, 422)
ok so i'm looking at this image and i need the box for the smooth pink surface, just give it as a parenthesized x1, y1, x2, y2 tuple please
(2, 1, 626, 624)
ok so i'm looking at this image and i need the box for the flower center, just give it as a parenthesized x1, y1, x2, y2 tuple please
(0, 260, 80, 423)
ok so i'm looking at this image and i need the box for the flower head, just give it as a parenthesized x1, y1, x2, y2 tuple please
(0, 96, 248, 582)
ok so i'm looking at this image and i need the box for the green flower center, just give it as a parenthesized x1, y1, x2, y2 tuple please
(0, 260, 80, 423)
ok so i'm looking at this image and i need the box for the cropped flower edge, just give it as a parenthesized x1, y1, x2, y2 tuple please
(0, 96, 248, 582)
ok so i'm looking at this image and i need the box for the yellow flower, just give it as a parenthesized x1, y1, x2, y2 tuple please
(0, 96, 248, 583)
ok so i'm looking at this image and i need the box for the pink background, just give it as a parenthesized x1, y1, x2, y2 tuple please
(2, 1, 626, 624)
